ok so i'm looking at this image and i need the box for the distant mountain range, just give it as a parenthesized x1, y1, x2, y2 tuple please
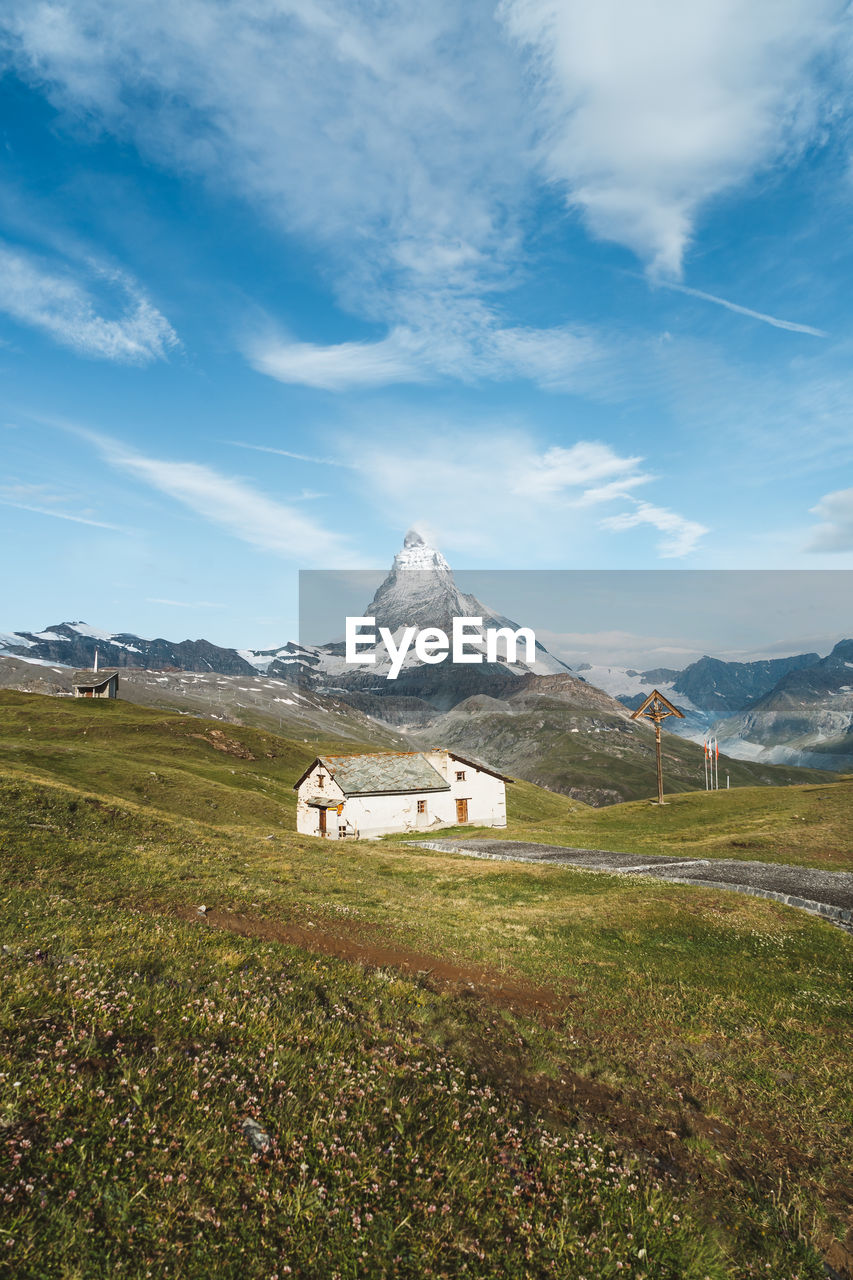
(714, 639, 853, 769)
(2, 530, 850, 786)
(580, 652, 824, 728)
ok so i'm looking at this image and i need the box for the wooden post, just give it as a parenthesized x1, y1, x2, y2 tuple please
(655, 720, 664, 805)
(630, 690, 685, 805)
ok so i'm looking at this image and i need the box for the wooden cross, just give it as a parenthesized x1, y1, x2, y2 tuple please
(630, 689, 685, 805)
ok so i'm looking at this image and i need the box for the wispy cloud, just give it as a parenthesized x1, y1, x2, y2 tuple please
(0, 481, 126, 530)
(656, 279, 827, 336)
(509, 442, 648, 500)
(3, 0, 841, 392)
(0, 498, 125, 530)
(0, 241, 179, 362)
(501, 0, 840, 278)
(76, 429, 357, 565)
(537, 627, 707, 668)
(807, 487, 853, 552)
(600, 500, 709, 557)
(226, 441, 351, 468)
(246, 306, 603, 392)
(0, 0, 604, 392)
(341, 426, 705, 560)
(247, 330, 423, 391)
(146, 597, 224, 608)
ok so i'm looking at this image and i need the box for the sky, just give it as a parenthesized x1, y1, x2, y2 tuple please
(300, 570, 853, 666)
(1, 1, 853, 654)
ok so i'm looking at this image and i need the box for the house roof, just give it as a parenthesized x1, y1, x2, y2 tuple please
(293, 751, 450, 796)
(72, 669, 119, 687)
(293, 749, 513, 794)
(444, 751, 514, 785)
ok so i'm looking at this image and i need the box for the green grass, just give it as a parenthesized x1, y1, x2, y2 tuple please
(1, 890, 730, 1280)
(410, 776, 853, 871)
(0, 693, 851, 1277)
(430, 697, 839, 805)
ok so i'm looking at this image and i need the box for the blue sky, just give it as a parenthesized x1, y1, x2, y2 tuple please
(1, 0, 853, 651)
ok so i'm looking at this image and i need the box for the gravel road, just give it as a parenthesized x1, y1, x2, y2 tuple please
(407, 839, 853, 931)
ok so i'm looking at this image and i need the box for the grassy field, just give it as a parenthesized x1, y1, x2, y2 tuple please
(1, 692, 851, 1278)
(419, 694, 840, 806)
(408, 778, 853, 871)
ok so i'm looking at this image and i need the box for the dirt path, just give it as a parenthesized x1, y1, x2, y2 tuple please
(174, 904, 571, 1024)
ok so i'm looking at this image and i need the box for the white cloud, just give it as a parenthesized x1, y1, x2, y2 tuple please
(1, 1, 611, 390)
(248, 330, 423, 391)
(247, 313, 602, 391)
(3, 0, 840, 388)
(655, 279, 827, 336)
(510, 442, 647, 499)
(807, 487, 853, 551)
(341, 427, 704, 560)
(536, 627, 705, 668)
(500, 0, 840, 276)
(78, 431, 357, 564)
(0, 242, 178, 362)
(226, 442, 350, 468)
(600, 500, 709, 557)
(2, 2, 524, 280)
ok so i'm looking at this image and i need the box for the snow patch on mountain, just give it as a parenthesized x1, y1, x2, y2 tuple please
(578, 664, 701, 715)
(0, 632, 34, 650)
(393, 528, 451, 572)
(68, 622, 117, 641)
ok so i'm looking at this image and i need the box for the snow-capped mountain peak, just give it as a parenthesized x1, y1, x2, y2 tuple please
(393, 528, 451, 573)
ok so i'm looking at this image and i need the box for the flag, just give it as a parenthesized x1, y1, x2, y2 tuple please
(715, 739, 719, 760)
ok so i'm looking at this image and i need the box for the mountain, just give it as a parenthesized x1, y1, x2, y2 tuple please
(715, 639, 853, 768)
(0, 530, 569, 696)
(0, 621, 258, 676)
(362, 530, 568, 672)
(248, 529, 573, 711)
(0, 653, 405, 749)
(2, 531, 843, 801)
(405, 671, 835, 805)
(320, 529, 571, 681)
(578, 651, 822, 735)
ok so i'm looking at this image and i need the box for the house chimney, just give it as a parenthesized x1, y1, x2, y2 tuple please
(93, 648, 99, 673)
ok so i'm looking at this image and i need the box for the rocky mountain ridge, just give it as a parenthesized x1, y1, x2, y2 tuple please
(3, 530, 850, 781)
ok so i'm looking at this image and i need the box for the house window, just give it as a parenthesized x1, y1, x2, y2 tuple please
(455, 770, 466, 781)
(417, 799, 426, 814)
(338, 826, 347, 838)
(317, 774, 325, 788)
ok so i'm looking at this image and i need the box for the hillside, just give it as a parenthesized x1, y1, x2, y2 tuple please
(1, 693, 851, 1277)
(0, 656, 405, 748)
(410, 674, 839, 805)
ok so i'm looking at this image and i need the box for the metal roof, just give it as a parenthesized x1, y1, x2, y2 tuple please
(72, 669, 119, 686)
(309, 752, 450, 797)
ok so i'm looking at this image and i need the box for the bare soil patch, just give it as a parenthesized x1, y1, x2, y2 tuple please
(174, 905, 571, 1024)
(189, 730, 256, 759)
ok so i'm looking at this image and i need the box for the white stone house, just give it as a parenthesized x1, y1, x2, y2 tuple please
(293, 750, 510, 840)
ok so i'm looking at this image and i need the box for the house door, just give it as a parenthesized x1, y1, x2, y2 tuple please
(456, 798, 468, 824)
(318, 807, 327, 836)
